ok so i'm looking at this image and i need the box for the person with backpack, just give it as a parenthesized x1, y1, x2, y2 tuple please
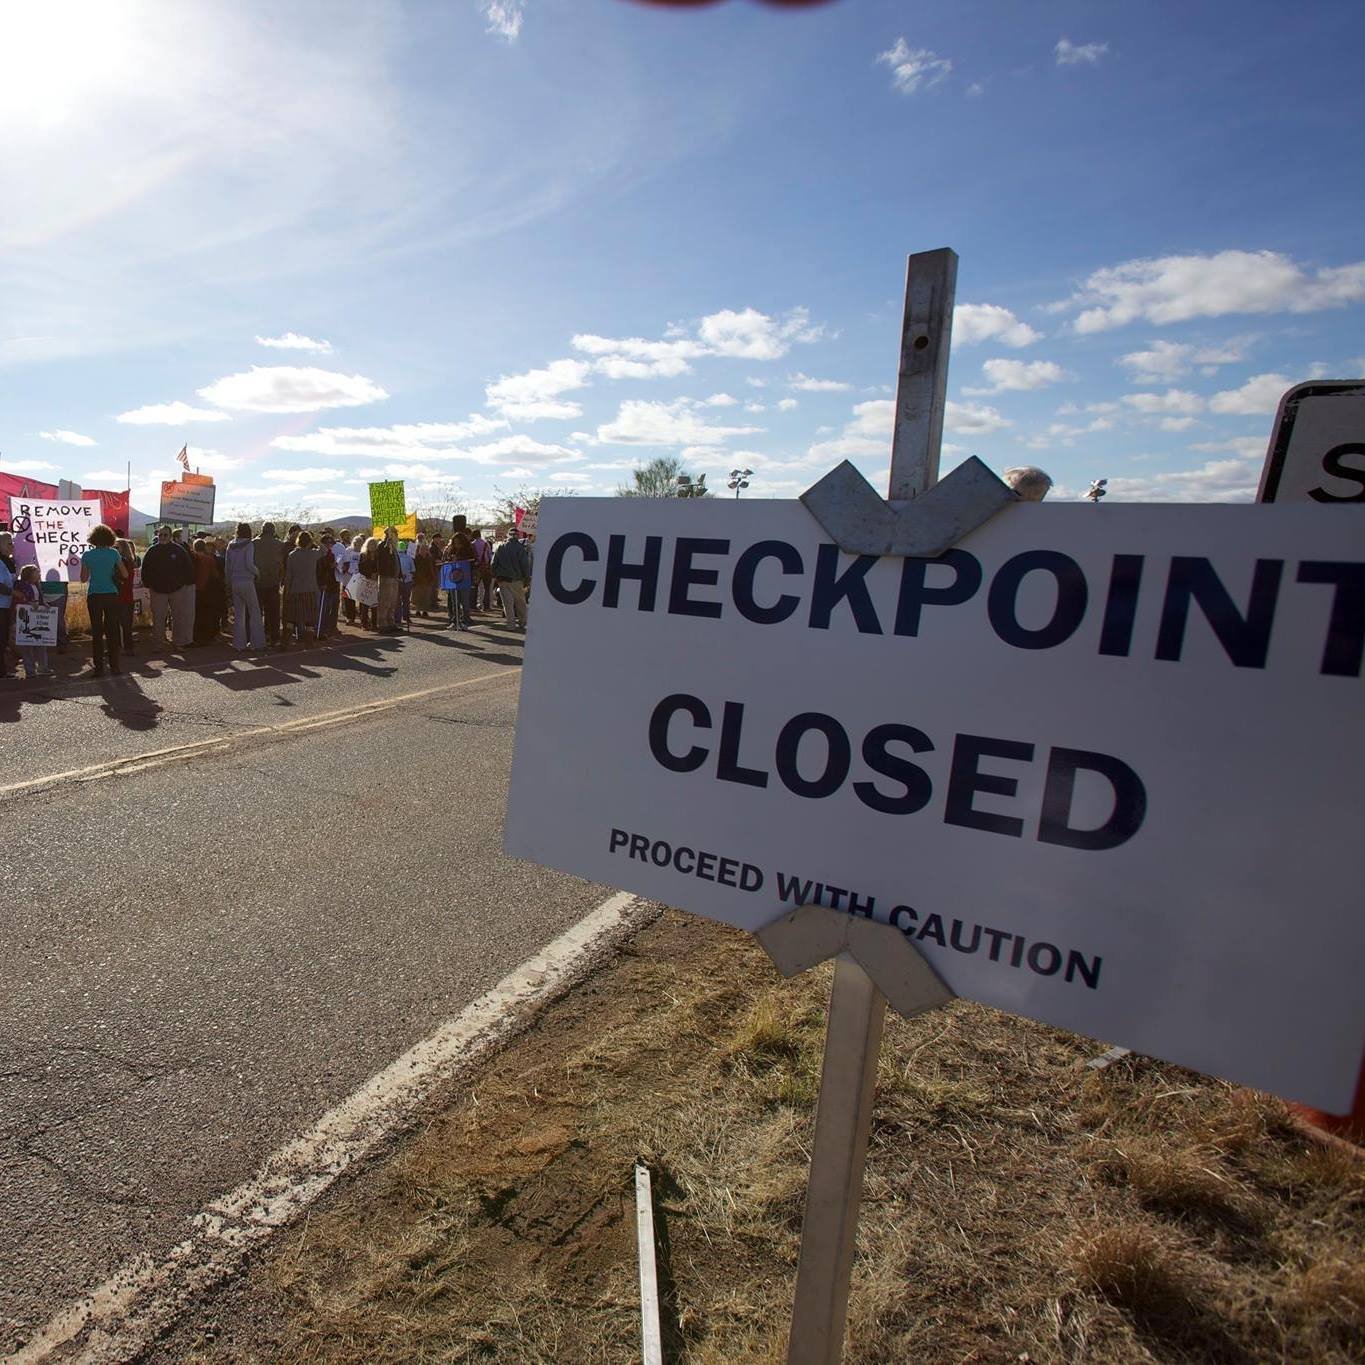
(491, 528, 532, 631)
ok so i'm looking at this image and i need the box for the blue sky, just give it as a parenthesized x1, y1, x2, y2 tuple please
(2, 0, 1362, 522)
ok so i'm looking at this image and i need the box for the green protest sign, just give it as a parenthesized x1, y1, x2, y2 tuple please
(368, 480, 406, 527)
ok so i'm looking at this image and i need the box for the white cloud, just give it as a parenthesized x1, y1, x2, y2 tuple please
(696, 306, 822, 360)
(272, 416, 508, 460)
(79, 468, 125, 482)
(1058, 250, 1365, 333)
(1119, 338, 1251, 380)
(1191, 436, 1266, 458)
(746, 378, 767, 389)
(198, 366, 388, 414)
(789, 373, 852, 393)
(744, 401, 766, 414)
(498, 466, 536, 480)
(2, 459, 59, 472)
(965, 81, 985, 97)
(807, 398, 893, 460)
(777, 398, 799, 412)
(1055, 38, 1109, 66)
(1158, 417, 1198, 432)
(353, 463, 447, 483)
(1124, 390, 1201, 414)
(965, 358, 1070, 394)
(571, 333, 704, 380)
(1118, 340, 1193, 382)
(184, 447, 246, 472)
(549, 470, 592, 484)
(463, 434, 582, 466)
(481, 1, 524, 41)
(946, 400, 1011, 435)
(485, 358, 590, 421)
(953, 303, 1041, 348)
(597, 399, 763, 447)
(39, 429, 97, 446)
(876, 39, 952, 95)
(1122, 388, 1205, 416)
(255, 331, 333, 353)
(1104, 459, 1257, 503)
(117, 400, 231, 425)
(1208, 372, 1290, 416)
(703, 392, 739, 407)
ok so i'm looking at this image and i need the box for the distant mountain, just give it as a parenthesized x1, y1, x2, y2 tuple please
(128, 505, 155, 534)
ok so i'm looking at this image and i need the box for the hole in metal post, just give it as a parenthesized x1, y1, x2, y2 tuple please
(913, 335, 929, 351)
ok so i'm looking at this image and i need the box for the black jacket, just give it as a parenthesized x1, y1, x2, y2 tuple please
(141, 542, 195, 593)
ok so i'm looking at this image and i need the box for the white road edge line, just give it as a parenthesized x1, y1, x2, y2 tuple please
(0, 669, 513, 803)
(11, 891, 652, 1365)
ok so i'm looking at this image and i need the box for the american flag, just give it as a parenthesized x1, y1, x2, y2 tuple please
(176, 445, 190, 471)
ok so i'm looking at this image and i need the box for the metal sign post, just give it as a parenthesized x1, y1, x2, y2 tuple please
(763, 249, 1020, 1365)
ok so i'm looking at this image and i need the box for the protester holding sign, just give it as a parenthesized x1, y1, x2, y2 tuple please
(444, 528, 475, 630)
(411, 534, 437, 617)
(0, 533, 16, 678)
(12, 567, 54, 678)
(79, 523, 127, 677)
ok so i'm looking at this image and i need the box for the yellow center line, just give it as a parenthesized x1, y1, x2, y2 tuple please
(0, 669, 516, 802)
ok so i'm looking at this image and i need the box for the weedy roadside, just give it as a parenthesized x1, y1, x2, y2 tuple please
(174, 909, 1364, 1364)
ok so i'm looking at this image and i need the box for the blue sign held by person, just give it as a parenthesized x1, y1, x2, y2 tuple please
(440, 560, 471, 591)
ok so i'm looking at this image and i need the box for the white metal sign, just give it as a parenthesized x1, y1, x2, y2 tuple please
(1258, 380, 1365, 503)
(159, 477, 217, 525)
(506, 497, 1365, 1110)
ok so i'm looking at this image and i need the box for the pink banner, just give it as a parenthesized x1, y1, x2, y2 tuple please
(0, 471, 130, 537)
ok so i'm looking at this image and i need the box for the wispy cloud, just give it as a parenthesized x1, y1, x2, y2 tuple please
(485, 359, 591, 422)
(877, 39, 952, 95)
(954, 304, 1040, 348)
(964, 359, 1070, 395)
(256, 332, 333, 354)
(481, 1, 525, 42)
(39, 429, 97, 446)
(198, 366, 388, 414)
(1055, 250, 1365, 332)
(1055, 38, 1109, 66)
(116, 401, 231, 425)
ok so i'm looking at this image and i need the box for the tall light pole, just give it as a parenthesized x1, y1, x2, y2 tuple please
(728, 467, 753, 498)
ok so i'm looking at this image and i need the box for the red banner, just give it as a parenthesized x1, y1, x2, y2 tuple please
(0, 471, 130, 535)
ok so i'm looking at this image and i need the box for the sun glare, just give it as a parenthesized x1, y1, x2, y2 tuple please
(0, 0, 141, 127)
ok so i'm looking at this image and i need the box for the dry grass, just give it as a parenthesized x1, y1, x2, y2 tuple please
(182, 911, 1365, 1364)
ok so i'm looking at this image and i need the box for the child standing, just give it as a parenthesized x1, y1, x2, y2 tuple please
(13, 566, 54, 679)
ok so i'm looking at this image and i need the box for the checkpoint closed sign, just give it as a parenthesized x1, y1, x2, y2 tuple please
(505, 498, 1365, 1111)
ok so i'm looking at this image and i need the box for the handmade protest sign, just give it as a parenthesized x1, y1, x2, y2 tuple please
(368, 480, 406, 528)
(345, 573, 379, 607)
(7, 497, 100, 582)
(439, 560, 471, 591)
(506, 496, 1365, 1110)
(15, 603, 58, 646)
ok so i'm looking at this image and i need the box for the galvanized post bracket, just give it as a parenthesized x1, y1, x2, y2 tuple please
(756, 903, 954, 1020)
(800, 456, 1016, 559)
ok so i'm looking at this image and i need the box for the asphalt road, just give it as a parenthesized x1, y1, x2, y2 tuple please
(0, 619, 612, 1351)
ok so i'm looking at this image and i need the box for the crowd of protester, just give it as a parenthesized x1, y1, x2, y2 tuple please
(0, 519, 534, 680)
